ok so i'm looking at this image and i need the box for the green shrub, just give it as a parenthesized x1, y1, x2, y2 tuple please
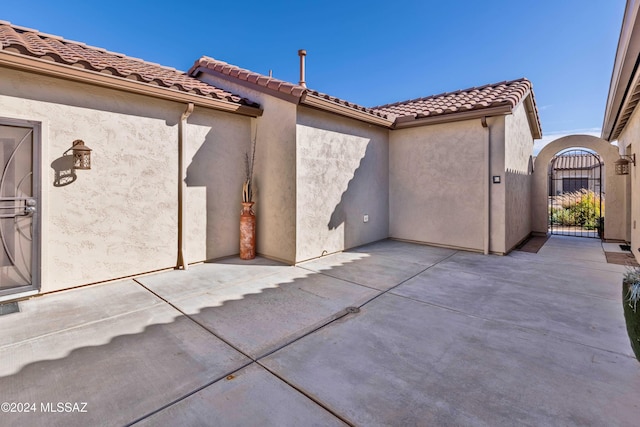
(550, 207, 575, 226)
(550, 189, 603, 228)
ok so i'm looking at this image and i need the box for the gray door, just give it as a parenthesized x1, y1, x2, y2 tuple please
(0, 119, 40, 298)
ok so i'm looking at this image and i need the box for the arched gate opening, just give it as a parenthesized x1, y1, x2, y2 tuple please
(532, 135, 623, 242)
(548, 148, 603, 238)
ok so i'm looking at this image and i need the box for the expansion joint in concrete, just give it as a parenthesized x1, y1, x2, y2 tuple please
(130, 276, 360, 426)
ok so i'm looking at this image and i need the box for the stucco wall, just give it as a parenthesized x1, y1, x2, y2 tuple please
(0, 67, 250, 293)
(389, 120, 486, 251)
(185, 109, 252, 262)
(617, 102, 640, 258)
(504, 102, 534, 251)
(195, 73, 298, 263)
(295, 107, 389, 261)
(532, 135, 623, 241)
(488, 116, 507, 254)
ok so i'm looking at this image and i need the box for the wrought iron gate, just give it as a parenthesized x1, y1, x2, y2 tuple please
(548, 149, 603, 238)
(0, 119, 40, 298)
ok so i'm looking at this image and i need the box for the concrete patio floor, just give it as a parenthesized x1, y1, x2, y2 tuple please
(0, 236, 639, 426)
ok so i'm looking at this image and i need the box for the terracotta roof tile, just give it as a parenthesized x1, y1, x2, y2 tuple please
(190, 56, 543, 128)
(191, 56, 306, 99)
(373, 78, 538, 123)
(0, 21, 258, 108)
(305, 89, 390, 119)
(189, 56, 389, 119)
(552, 153, 602, 170)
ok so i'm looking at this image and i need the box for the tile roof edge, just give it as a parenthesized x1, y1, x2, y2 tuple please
(391, 104, 514, 130)
(371, 78, 532, 110)
(375, 77, 542, 139)
(0, 49, 263, 117)
(2, 21, 182, 72)
(0, 20, 37, 33)
(189, 56, 307, 102)
(190, 56, 392, 124)
(519, 83, 543, 139)
(0, 21, 261, 114)
(301, 92, 394, 127)
(190, 63, 303, 104)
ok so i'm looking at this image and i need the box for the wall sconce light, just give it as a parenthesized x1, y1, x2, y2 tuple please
(67, 139, 92, 170)
(615, 154, 635, 175)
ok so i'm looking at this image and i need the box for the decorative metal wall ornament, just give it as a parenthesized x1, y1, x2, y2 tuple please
(615, 154, 635, 175)
(67, 139, 92, 170)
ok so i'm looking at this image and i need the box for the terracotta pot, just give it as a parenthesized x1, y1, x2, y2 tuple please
(240, 202, 256, 260)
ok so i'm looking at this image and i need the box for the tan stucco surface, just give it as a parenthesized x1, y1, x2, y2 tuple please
(532, 135, 623, 241)
(251, 98, 297, 264)
(0, 59, 545, 295)
(616, 102, 640, 256)
(504, 102, 534, 251)
(389, 120, 486, 251)
(389, 111, 532, 255)
(196, 73, 298, 264)
(0, 68, 250, 293)
(295, 107, 389, 261)
(185, 109, 252, 261)
(488, 116, 507, 254)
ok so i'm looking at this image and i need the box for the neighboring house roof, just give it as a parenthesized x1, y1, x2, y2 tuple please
(602, 1, 640, 141)
(552, 153, 603, 170)
(189, 56, 394, 127)
(0, 21, 262, 116)
(373, 78, 542, 137)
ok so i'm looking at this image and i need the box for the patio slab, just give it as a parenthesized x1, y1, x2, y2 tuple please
(536, 235, 608, 263)
(298, 249, 430, 291)
(262, 293, 640, 426)
(136, 363, 346, 427)
(137, 256, 288, 302)
(0, 288, 249, 427)
(164, 266, 379, 358)
(440, 250, 625, 301)
(391, 263, 632, 356)
(0, 236, 638, 425)
(0, 279, 163, 347)
(348, 239, 457, 265)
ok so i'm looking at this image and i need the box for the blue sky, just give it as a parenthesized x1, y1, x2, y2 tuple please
(2, 1, 626, 152)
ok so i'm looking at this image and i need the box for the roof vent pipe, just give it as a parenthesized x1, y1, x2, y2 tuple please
(298, 49, 307, 87)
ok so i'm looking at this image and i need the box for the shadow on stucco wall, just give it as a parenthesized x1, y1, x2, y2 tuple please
(505, 168, 532, 250)
(327, 151, 369, 230)
(50, 154, 77, 187)
(185, 114, 251, 261)
(327, 141, 388, 251)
